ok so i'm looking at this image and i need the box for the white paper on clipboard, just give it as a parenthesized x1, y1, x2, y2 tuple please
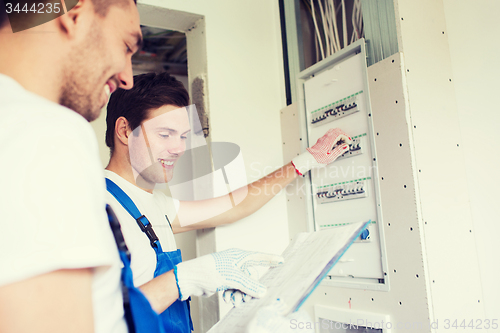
(208, 221, 370, 333)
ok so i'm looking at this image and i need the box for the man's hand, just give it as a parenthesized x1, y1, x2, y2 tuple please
(223, 263, 260, 307)
(174, 248, 283, 300)
(291, 128, 352, 176)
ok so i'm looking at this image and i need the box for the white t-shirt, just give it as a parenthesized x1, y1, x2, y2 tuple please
(105, 170, 180, 287)
(0, 74, 127, 333)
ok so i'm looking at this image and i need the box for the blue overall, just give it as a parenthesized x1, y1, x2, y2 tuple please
(106, 178, 193, 333)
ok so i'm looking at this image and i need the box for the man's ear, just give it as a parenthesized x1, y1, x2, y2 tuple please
(58, 0, 90, 39)
(115, 117, 132, 147)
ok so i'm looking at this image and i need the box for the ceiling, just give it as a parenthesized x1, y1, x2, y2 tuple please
(132, 25, 188, 76)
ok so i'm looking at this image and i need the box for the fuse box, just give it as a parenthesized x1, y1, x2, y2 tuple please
(296, 40, 388, 290)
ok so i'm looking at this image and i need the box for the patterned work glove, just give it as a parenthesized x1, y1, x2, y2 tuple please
(291, 128, 351, 176)
(223, 264, 260, 307)
(174, 248, 284, 301)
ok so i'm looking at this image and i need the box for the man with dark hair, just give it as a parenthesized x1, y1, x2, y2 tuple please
(103, 71, 352, 330)
(0, 1, 140, 332)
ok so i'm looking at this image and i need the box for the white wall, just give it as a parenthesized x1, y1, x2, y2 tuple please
(443, 0, 500, 319)
(390, 0, 487, 324)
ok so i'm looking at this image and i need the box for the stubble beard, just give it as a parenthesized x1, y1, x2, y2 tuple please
(59, 22, 110, 122)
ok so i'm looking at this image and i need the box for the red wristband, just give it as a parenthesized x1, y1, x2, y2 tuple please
(291, 161, 303, 176)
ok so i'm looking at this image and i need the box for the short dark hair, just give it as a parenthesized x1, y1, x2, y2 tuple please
(106, 72, 190, 154)
(91, 0, 137, 17)
(0, 0, 7, 29)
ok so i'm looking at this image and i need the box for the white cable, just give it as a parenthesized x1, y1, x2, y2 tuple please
(314, 28, 320, 62)
(317, 0, 330, 57)
(314, 30, 320, 62)
(355, 0, 360, 32)
(331, 0, 341, 51)
(328, 0, 339, 53)
(341, 0, 347, 48)
(357, 0, 362, 22)
(310, 0, 325, 60)
(327, 0, 339, 53)
(324, 0, 333, 55)
(356, 0, 363, 37)
(326, 0, 334, 56)
(357, 0, 364, 38)
(351, 0, 356, 43)
(357, 0, 362, 36)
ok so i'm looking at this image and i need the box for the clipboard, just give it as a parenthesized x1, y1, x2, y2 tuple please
(208, 220, 370, 333)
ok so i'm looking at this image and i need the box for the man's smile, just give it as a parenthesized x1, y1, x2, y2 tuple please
(159, 158, 176, 168)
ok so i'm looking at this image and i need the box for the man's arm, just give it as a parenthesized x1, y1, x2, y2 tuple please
(138, 249, 283, 314)
(172, 162, 298, 233)
(172, 128, 351, 233)
(138, 270, 179, 314)
(0, 269, 94, 333)
(172, 129, 350, 233)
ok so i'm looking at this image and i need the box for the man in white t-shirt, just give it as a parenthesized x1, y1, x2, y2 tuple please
(0, 1, 143, 332)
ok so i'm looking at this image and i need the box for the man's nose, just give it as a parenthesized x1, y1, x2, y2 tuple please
(117, 57, 134, 90)
(168, 138, 186, 155)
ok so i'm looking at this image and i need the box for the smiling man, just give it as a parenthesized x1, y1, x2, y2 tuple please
(0, 1, 141, 332)
(103, 72, 351, 332)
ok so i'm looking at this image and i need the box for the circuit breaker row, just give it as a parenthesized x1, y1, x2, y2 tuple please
(336, 133, 365, 161)
(310, 91, 363, 127)
(316, 178, 370, 204)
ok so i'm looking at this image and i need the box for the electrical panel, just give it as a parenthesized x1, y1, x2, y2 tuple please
(298, 40, 388, 289)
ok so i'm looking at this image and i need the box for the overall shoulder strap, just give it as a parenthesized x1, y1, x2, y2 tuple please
(106, 204, 136, 333)
(106, 178, 162, 251)
(107, 204, 167, 333)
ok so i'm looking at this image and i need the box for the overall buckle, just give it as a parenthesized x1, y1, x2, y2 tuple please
(136, 215, 160, 248)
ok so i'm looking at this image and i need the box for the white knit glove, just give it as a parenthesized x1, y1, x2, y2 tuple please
(292, 128, 351, 176)
(223, 264, 260, 307)
(174, 248, 284, 301)
(246, 299, 313, 333)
